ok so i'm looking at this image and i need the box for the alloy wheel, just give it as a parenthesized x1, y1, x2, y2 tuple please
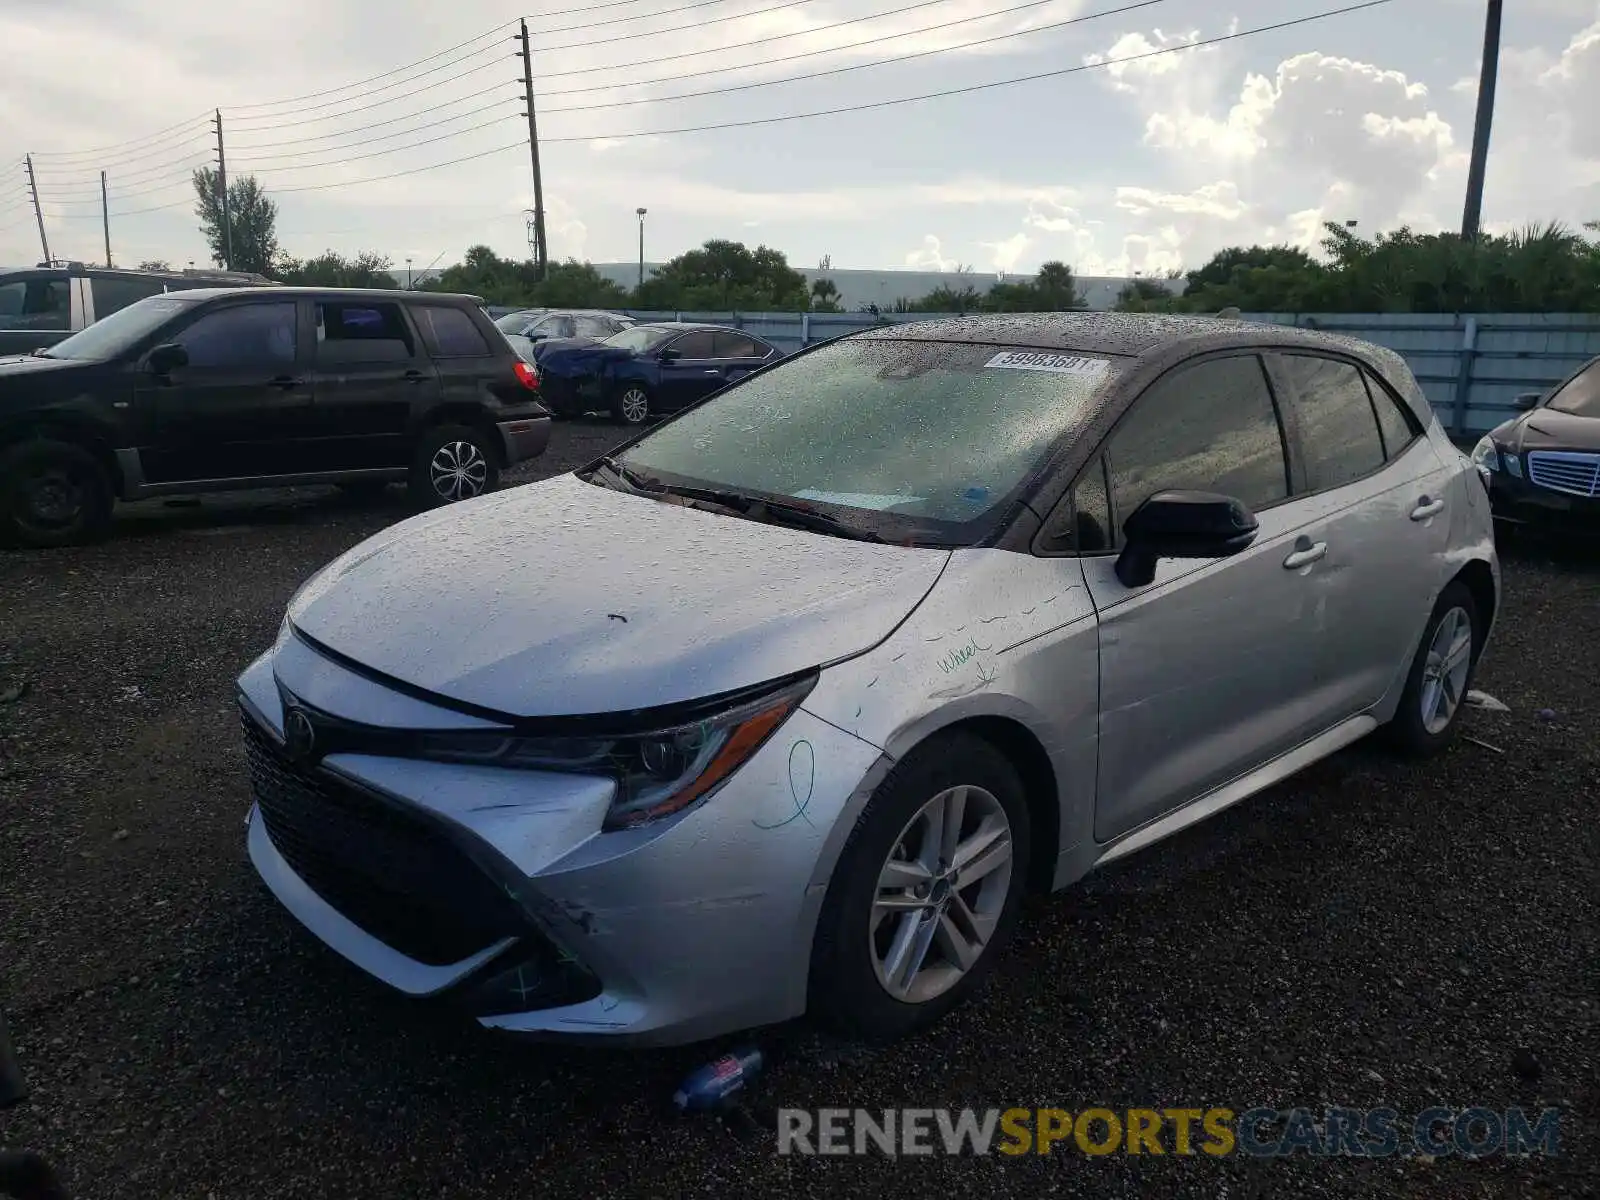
(1420, 605, 1473, 735)
(619, 388, 649, 424)
(870, 784, 1014, 1005)
(429, 440, 489, 502)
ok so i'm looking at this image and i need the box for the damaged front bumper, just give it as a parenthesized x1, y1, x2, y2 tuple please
(236, 640, 883, 1047)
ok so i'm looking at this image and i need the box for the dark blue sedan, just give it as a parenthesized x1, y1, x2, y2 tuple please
(532, 322, 782, 424)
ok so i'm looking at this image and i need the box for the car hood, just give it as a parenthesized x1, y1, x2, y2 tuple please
(1505, 408, 1600, 453)
(0, 353, 92, 379)
(286, 473, 950, 717)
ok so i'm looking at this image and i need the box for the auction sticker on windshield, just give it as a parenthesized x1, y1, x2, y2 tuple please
(984, 351, 1109, 375)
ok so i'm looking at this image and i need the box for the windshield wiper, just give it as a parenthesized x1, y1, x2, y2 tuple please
(589, 455, 662, 495)
(648, 483, 889, 543)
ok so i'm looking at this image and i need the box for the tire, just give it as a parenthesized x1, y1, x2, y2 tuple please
(0, 438, 114, 549)
(611, 384, 652, 426)
(408, 424, 500, 508)
(1382, 580, 1482, 757)
(808, 731, 1032, 1043)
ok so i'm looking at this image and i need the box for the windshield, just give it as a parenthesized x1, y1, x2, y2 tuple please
(494, 310, 541, 333)
(44, 295, 194, 360)
(1546, 363, 1600, 418)
(605, 326, 677, 353)
(614, 338, 1121, 543)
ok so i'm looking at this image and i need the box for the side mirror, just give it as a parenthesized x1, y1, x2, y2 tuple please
(658, 347, 682, 362)
(1115, 490, 1259, 588)
(147, 342, 188, 374)
(1513, 391, 1541, 411)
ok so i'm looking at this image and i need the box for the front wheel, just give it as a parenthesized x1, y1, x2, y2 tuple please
(0, 438, 114, 549)
(408, 424, 500, 508)
(808, 732, 1032, 1043)
(1383, 580, 1482, 757)
(611, 384, 651, 426)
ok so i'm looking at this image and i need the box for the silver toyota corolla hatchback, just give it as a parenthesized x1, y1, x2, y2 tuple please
(238, 313, 1499, 1046)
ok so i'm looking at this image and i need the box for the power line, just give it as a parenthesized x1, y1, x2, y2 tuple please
(225, 53, 513, 127)
(29, 112, 214, 162)
(540, 0, 1398, 142)
(37, 152, 214, 200)
(228, 91, 515, 152)
(525, 0, 1000, 83)
(228, 19, 517, 111)
(544, 0, 1174, 113)
(242, 118, 517, 174)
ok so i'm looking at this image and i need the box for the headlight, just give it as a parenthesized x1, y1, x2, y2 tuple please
(412, 673, 816, 831)
(1469, 436, 1501, 474)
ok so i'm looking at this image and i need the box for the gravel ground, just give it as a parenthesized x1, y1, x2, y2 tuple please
(0, 422, 1595, 1198)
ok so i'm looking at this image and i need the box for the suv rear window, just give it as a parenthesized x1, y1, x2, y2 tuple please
(413, 305, 491, 356)
(92, 274, 167, 317)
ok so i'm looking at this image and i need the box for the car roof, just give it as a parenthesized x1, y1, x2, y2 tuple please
(171, 286, 484, 303)
(848, 311, 1433, 431)
(633, 321, 761, 334)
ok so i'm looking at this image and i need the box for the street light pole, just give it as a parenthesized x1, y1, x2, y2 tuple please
(1461, 0, 1503, 241)
(636, 208, 647, 292)
(406, 257, 413, 290)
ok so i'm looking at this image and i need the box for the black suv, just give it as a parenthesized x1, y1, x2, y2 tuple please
(0, 286, 551, 548)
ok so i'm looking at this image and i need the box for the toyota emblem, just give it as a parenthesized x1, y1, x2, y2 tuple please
(283, 706, 316, 762)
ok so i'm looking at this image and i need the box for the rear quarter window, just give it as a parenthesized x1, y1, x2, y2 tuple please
(412, 304, 492, 357)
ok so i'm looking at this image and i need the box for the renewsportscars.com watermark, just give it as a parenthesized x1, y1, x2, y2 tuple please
(776, 1107, 1564, 1158)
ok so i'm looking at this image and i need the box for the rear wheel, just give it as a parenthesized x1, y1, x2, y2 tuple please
(1383, 580, 1482, 757)
(808, 732, 1031, 1043)
(611, 385, 651, 426)
(408, 424, 500, 508)
(0, 438, 114, 549)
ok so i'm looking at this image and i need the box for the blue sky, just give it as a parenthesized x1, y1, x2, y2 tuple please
(2, 0, 1597, 278)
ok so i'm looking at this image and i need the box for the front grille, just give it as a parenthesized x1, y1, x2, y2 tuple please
(242, 712, 526, 966)
(1526, 451, 1600, 498)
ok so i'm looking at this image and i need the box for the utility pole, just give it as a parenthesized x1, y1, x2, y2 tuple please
(23, 155, 50, 264)
(636, 208, 647, 291)
(1460, 0, 1502, 241)
(214, 108, 234, 270)
(101, 170, 112, 267)
(515, 19, 549, 280)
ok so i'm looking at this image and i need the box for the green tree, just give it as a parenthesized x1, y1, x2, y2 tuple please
(136, 259, 173, 271)
(809, 277, 842, 312)
(634, 239, 809, 310)
(906, 283, 984, 312)
(1114, 278, 1179, 311)
(191, 169, 279, 275)
(275, 250, 398, 289)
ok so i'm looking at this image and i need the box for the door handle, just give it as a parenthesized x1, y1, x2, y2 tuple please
(704, 369, 722, 375)
(403, 369, 427, 383)
(1410, 496, 1445, 521)
(1282, 540, 1327, 570)
(267, 375, 303, 390)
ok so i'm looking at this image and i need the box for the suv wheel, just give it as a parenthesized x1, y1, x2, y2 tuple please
(409, 424, 500, 507)
(0, 439, 114, 549)
(808, 732, 1031, 1043)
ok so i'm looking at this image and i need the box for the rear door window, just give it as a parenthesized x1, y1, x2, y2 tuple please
(412, 305, 491, 357)
(668, 331, 717, 359)
(91, 274, 167, 318)
(1278, 354, 1387, 492)
(0, 275, 71, 331)
(316, 301, 413, 364)
(712, 331, 766, 359)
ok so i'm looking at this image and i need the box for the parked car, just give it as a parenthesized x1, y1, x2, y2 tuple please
(494, 309, 634, 363)
(1472, 353, 1600, 537)
(0, 286, 550, 548)
(0, 261, 277, 356)
(238, 312, 1498, 1047)
(534, 321, 782, 423)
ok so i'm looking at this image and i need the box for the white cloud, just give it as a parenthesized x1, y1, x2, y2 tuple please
(904, 234, 959, 271)
(979, 231, 1031, 273)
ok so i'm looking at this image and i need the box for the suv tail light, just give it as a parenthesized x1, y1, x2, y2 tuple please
(513, 360, 540, 391)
